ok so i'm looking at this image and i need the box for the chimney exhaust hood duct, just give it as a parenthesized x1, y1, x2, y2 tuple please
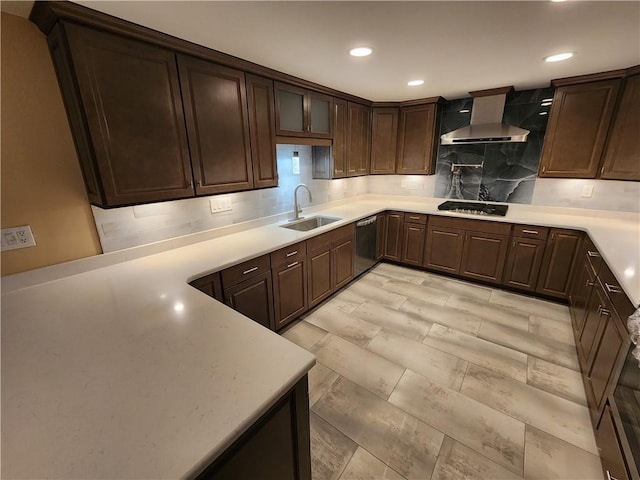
(440, 86, 529, 145)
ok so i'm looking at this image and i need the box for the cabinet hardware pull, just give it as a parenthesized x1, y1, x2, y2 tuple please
(285, 250, 298, 257)
(597, 305, 603, 315)
(605, 283, 622, 294)
(287, 261, 299, 268)
(409, 216, 420, 220)
(586, 280, 595, 287)
(242, 266, 258, 275)
(522, 229, 538, 234)
(606, 470, 620, 480)
(587, 251, 600, 258)
(601, 308, 611, 317)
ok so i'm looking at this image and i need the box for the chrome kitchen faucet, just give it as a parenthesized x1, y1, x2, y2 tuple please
(291, 184, 312, 221)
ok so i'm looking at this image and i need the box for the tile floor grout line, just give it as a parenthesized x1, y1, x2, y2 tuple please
(344, 445, 409, 480)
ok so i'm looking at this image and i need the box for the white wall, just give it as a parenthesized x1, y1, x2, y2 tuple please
(93, 149, 639, 252)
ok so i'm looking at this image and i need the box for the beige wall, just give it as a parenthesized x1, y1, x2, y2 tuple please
(1, 12, 102, 276)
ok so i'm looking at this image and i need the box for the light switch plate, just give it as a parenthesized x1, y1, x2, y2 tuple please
(581, 184, 594, 198)
(1, 225, 36, 251)
(210, 196, 232, 213)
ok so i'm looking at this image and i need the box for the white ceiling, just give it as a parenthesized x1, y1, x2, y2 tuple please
(4, 1, 640, 101)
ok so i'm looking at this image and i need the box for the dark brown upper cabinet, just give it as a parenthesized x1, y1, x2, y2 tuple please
(347, 102, 371, 176)
(246, 74, 278, 189)
(52, 22, 194, 207)
(332, 99, 348, 178)
(539, 78, 621, 178)
(397, 102, 439, 175)
(601, 73, 640, 180)
(178, 55, 254, 195)
(370, 108, 399, 174)
(275, 82, 332, 138)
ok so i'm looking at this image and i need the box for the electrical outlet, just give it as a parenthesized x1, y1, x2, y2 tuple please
(209, 196, 232, 213)
(581, 184, 594, 198)
(1, 225, 36, 251)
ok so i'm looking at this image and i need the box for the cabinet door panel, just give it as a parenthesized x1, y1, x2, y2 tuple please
(376, 213, 388, 261)
(424, 225, 464, 274)
(224, 272, 275, 331)
(247, 74, 277, 188)
(273, 260, 307, 330)
(503, 237, 546, 291)
(397, 103, 438, 174)
(536, 229, 582, 299)
(460, 232, 508, 283)
(347, 103, 371, 176)
(309, 93, 332, 137)
(190, 273, 223, 302)
(64, 23, 193, 206)
(601, 75, 640, 180)
(384, 213, 404, 261)
(178, 55, 253, 195)
(332, 99, 348, 178)
(334, 237, 354, 290)
(578, 284, 608, 370)
(540, 80, 620, 178)
(371, 108, 399, 174)
(308, 246, 332, 308)
(569, 260, 597, 338)
(401, 223, 426, 266)
(596, 404, 631, 480)
(275, 83, 306, 136)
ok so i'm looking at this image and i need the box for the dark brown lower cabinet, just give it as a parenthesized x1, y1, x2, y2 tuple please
(424, 224, 464, 274)
(272, 259, 308, 331)
(190, 272, 223, 302)
(401, 222, 426, 266)
(595, 402, 632, 480)
(224, 271, 275, 331)
(536, 229, 582, 298)
(334, 236, 354, 290)
(502, 237, 546, 291)
(460, 231, 509, 284)
(196, 375, 311, 480)
(384, 212, 404, 261)
(307, 245, 332, 308)
(578, 282, 610, 368)
(376, 213, 387, 261)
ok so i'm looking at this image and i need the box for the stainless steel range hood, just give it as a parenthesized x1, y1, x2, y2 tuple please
(441, 88, 529, 145)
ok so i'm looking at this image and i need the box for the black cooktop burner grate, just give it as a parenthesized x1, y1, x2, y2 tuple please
(437, 201, 509, 216)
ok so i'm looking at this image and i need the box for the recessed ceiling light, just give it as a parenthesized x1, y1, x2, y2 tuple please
(349, 47, 373, 57)
(408, 80, 424, 86)
(544, 52, 574, 62)
(550, 0, 567, 3)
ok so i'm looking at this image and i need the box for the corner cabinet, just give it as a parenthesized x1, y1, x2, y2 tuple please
(396, 101, 440, 175)
(50, 22, 194, 207)
(178, 55, 254, 195)
(347, 102, 371, 176)
(370, 107, 399, 175)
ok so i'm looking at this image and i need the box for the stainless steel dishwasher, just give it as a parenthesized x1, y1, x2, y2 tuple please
(355, 215, 377, 277)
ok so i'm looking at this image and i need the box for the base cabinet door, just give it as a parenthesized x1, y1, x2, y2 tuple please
(273, 259, 307, 331)
(190, 272, 223, 302)
(536, 229, 582, 298)
(334, 236, 354, 290)
(424, 225, 464, 274)
(502, 237, 546, 291)
(384, 212, 404, 261)
(578, 283, 609, 370)
(459, 231, 508, 284)
(224, 271, 275, 331)
(595, 403, 631, 480)
(376, 213, 388, 261)
(570, 261, 597, 338)
(308, 246, 333, 308)
(401, 222, 426, 266)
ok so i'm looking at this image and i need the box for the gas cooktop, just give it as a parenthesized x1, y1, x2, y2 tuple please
(437, 201, 509, 217)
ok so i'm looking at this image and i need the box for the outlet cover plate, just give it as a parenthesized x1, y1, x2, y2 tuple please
(581, 184, 594, 198)
(1, 225, 36, 251)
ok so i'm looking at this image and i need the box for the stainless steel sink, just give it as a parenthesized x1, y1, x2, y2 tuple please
(281, 216, 340, 232)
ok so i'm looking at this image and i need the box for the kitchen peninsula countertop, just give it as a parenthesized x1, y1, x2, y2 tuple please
(2, 194, 639, 479)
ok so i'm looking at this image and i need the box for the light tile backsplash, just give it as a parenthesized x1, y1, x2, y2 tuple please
(92, 145, 639, 252)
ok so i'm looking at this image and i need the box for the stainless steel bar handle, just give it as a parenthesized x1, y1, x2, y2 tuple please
(607, 470, 620, 480)
(605, 283, 622, 294)
(586, 280, 596, 287)
(601, 308, 611, 317)
(285, 250, 298, 257)
(587, 251, 601, 258)
(597, 305, 603, 315)
(522, 229, 538, 234)
(408, 216, 420, 220)
(287, 261, 299, 269)
(243, 266, 259, 275)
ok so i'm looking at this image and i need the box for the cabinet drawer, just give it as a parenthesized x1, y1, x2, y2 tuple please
(271, 242, 306, 267)
(599, 263, 635, 320)
(584, 236, 603, 276)
(429, 215, 511, 236)
(404, 213, 428, 225)
(306, 223, 354, 252)
(221, 254, 271, 288)
(512, 224, 549, 240)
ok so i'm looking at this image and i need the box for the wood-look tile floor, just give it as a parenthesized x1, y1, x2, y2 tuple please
(282, 263, 604, 480)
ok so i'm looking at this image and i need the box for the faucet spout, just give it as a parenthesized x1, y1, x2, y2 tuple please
(292, 184, 312, 221)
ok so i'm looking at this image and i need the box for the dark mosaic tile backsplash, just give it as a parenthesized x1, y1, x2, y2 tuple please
(434, 87, 554, 204)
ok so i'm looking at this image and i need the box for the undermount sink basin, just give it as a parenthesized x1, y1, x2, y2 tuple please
(281, 216, 341, 232)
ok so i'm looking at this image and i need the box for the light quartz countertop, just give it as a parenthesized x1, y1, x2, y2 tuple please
(2, 194, 639, 479)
